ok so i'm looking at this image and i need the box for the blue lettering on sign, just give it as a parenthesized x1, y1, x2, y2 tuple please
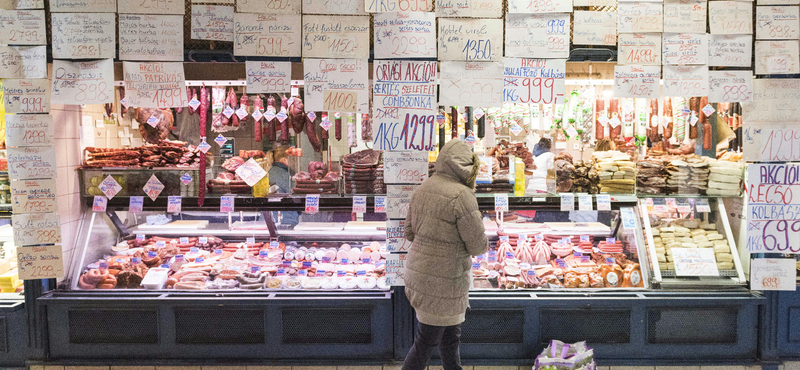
(462, 39, 492, 60)
(373, 114, 436, 151)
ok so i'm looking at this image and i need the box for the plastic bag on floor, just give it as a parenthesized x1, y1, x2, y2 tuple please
(534, 340, 596, 370)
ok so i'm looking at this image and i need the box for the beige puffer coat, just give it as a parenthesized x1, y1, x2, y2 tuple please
(403, 139, 489, 327)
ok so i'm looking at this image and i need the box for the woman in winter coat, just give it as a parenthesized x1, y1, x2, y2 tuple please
(402, 139, 489, 370)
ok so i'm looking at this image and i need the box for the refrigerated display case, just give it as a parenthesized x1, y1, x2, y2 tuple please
(39, 196, 396, 361)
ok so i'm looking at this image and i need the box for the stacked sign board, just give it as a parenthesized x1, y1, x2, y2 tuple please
(0, 0, 63, 280)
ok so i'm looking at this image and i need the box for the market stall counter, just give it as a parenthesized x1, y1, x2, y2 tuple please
(39, 196, 396, 361)
(408, 196, 764, 365)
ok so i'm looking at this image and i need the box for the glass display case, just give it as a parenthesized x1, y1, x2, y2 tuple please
(638, 197, 747, 288)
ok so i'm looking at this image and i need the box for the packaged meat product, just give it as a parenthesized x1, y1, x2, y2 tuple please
(321, 276, 339, 289)
(357, 276, 377, 289)
(339, 276, 358, 289)
(377, 276, 390, 290)
(302, 276, 322, 289)
(141, 267, 170, 290)
(284, 276, 302, 289)
(621, 263, 643, 287)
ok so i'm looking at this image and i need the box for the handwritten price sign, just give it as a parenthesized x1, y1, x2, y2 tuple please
(238, 0, 301, 13)
(234, 13, 301, 57)
(745, 163, 800, 253)
(386, 220, 412, 252)
(12, 212, 61, 246)
(440, 61, 503, 107)
(751, 258, 796, 290)
(4, 78, 49, 114)
(51, 59, 114, 105)
(323, 90, 358, 112)
(757, 6, 799, 40)
(5, 113, 53, 147)
(384, 151, 429, 184)
(387, 185, 416, 219)
(119, 0, 184, 14)
(123, 62, 188, 109)
(663, 65, 709, 97)
(755, 40, 800, 75)
(7, 146, 55, 180)
(374, 12, 436, 59)
(618, 33, 661, 65)
(672, 248, 720, 276)
(614, 65, 660, 99)
(305, 194, 320, 213)
(438, 18, 503, 62)
(246, 61, 291, 94)
(503, 58, 566, 105)
(709, 71, 752, 103)
(191, 5, 234, 42)
(0, 45, 46, 79)
(17, 245, 64, 280)
(302, 15, 370, 59)
(51, 13, 115, 59)
(10, 178, 56, 214)
(709, 1, 753, 34)
(0, 10, 46, 45)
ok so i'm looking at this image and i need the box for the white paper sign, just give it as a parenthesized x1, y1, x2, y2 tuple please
(618, 33, 662, 65)
(49, 0, 114, 12)
(746, 163, 800, 253)
(191, 5, 233, 42)
(304, 0, 365, 13)
(123, 62, 188, 109)
(301, 15, 370, 59)
(387, 184, 417, 219)
(353, 195, 367, 213)
(192, 0, 233, 3)
(237, 0, 300, 13)
(742, 79, 800, 161)
(503, 58, 566, 105)
(234, 13, 300, 58)
(143, 174, 164, 201)
(119, 15, 183, 62)
(579, 194, 593, 211)
(573, 11, 616, 46)
(7, 146, 55, 180)
(304, 58, 369, 112)
(119, 0, 182, 13)
(374, 12, 436, 59)
(436, 0, 502, 17)
(708, 71, 753, 102)
(0, 45, 44, 78)
(618, 2, 664, 33)
(663, 33, 708, 65)
(757, 6, 800, 40)
(386, 220, 412, 252)
(234, 158, 268, 186)
(664, 0, 707, 33)
(10, 178, 56, 214)
(709, 34, 753, 67)
(614, 65, 661, 98)
(439, 61, 503, 107)
(51, 13, 115, 59)
(3, 78, 48, 113)
(6, 113, 52, 147)
(672, 248, 720, 276)
(384, 151, 429, 184)
(560, 193, 574, 211)
(51, 59, 114, 105)
(751, 259, 797, 290)
(15, 0, 43, 9)
(17, 245, 64, 280)
(11, 212, 61, 246)
(438, 18, 503, 61)
(246, 61, 291, 94)
(664, 65, 710, 96)
(508, 0, 571, 13)
(366, 0, 432, 11)
(0, 10, 46, 45)
(597, 194, 611, 211)
(505, 13, 569, 58)
(371, 60, 437, 151)
(759, 0, 798, 6)
(167, 196, 181, 213)
(129, 196, 144, 213)
(385, 253, 406, 286)
(574, 0, 614, 5)
(755, 40, 800, 74)
(709, 2, 753, 34)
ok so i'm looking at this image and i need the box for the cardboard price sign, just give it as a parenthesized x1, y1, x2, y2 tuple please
(119, 15, 184, 62)
(750, 258, 797, 290)
(505, 14, 569, 59)
(0, 10, 46, 45)
(51, 13, 115, 59)
(51, 59, 114, 105)
(304, 58, 369, 112)
(301, 15, 370, 59)
(245, 61, 291, 94)
(383, 151, 429, 184)
(503, 58, 566, 105)
(708, 71, 753, 103)
(17, 245, 64, 280)
(3, 78, 50, 114)
(745, 163, 800, 253)
(672, 248, 720, 276)
(709, 34, 752, 67)
(10, 178, 56, 214)
(7, 146, 55, 180)
(0, 45, 46, 79)
(373, 12, 436, 59)
(323, 90, 358, 112)
(439, 61, 503, 107)
(386, 219, 412, 252)
(11, 212, 61, 246)
(387, 184, 416, 219)
(123, 62, 188, 109)
(233, 13, 301, 58)
(573, 11, 616, 46)
(614, 65, 660, 99)
(5, 113, 52, 147)
(438, 18, 503, 62)
(743, 79, 800, 161)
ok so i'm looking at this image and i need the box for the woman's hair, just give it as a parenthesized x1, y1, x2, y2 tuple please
(273, 146, 289, 162)
(538, 138, 552, 150)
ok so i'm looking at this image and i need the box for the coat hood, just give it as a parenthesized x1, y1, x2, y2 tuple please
(435, 139, 479, 188)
